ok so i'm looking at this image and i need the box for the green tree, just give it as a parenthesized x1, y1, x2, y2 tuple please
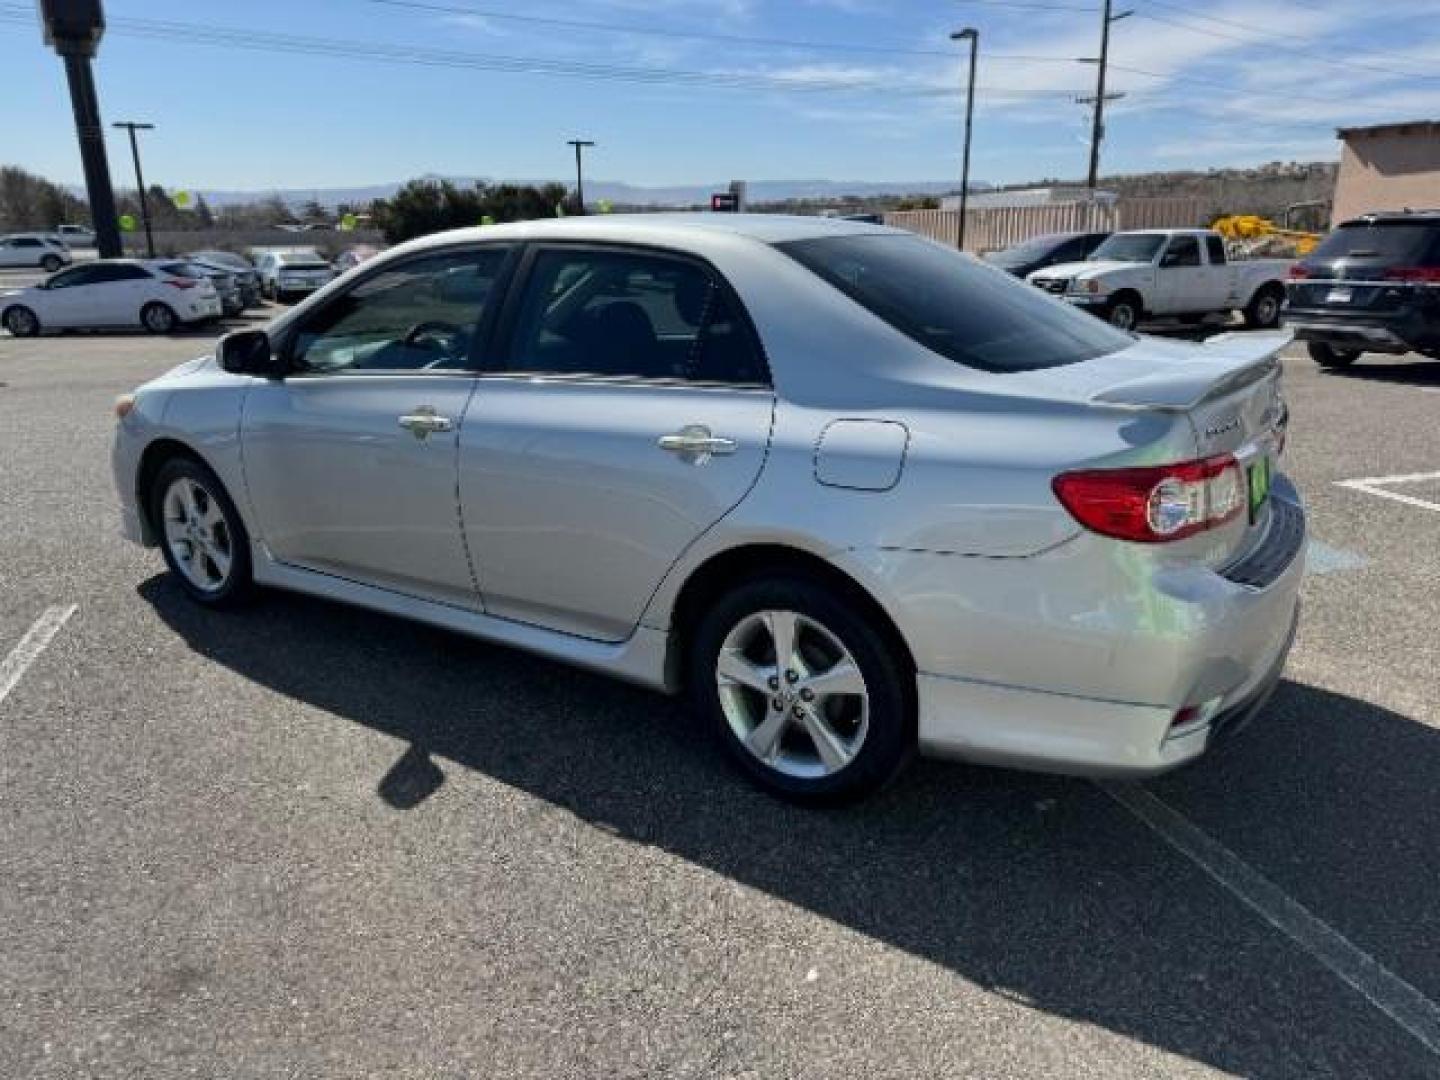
(372, 178, 577, 244)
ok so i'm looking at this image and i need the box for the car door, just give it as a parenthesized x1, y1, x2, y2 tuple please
(1153, 234, 1206, 314)
(239, 244, 516, 607)
(457, 243, 775, 642)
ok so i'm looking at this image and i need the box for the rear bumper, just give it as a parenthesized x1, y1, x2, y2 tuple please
(889, 481, 1307, 777)
(1285, 308, 1439, 354)
(917, 603, 1298, 777)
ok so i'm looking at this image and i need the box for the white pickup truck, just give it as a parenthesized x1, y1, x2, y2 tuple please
(1026, 229, 1292, 332)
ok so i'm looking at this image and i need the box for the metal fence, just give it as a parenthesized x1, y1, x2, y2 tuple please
(884, 196, 1207, 252)
(118, 228, 386, 259)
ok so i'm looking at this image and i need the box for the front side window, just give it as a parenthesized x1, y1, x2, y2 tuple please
(777, 233, 1133, 373)
(505, 248, 768, 384)
(46, 266, 102, 289)
(1162, 236, 1201, 267)
(290, 247, 510, 374)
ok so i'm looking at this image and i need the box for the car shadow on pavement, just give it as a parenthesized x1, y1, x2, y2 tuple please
(1320, 359, 1440, 387)
(140, 575, 1440, 1078)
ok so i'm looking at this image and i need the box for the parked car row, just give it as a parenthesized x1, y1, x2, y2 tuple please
(983, 211, 1439, 368)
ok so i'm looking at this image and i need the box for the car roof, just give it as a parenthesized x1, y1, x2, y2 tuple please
(1341, 210, 1440, 225)
(394, 212, 896, 256)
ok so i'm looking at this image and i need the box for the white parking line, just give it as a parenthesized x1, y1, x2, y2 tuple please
(0, 605, 78, 707)
(1099, 781, 1440, 1060)
(1336, 471, 1440, 514)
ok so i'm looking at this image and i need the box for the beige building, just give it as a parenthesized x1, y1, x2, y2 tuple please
(1333, 120, 1440, 223)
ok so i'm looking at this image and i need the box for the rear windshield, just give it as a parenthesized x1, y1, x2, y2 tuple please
(776, 233, 1134, 373)
(1309, 221, 1440, 265)
(159, 262, 210, 278)
(1089, 234, 1165, 263)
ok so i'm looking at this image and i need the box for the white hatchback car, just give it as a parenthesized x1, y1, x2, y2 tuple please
(0, 234, 72, 273)
(1, 259, 222, 336)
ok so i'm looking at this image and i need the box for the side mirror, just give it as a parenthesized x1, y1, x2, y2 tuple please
(218, 329, 284, 377)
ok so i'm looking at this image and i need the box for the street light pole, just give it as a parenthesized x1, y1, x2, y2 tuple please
(567, 138, 596, 214)
(950, 28, 978, 252)
(113, 120, 155, 258)
(38, 0, 122, 258)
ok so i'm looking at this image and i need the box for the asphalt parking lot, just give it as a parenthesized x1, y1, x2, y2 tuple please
(2, 315, 1439, 1078)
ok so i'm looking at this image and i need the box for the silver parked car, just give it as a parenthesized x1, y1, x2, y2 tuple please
(112, 216, 1304, 802)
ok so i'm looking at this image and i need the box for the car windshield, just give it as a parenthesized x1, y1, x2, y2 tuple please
(1089, 234, 1166, 263)
(159, 262, 210, 278)
(193, 251, 247, 269)
(776, 233, 1134, 373)
(1309, 221, 1440, 264)
(988, 235, 1068, 264)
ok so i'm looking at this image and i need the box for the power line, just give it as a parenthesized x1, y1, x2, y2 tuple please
(1133, 2, 1440, 83)
(0, 6, 1080, 100)
(357, 0, 1084, 65)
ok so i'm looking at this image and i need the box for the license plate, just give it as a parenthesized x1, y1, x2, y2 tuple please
(1248, 456, 1272, 522)
(1326, 287, 1353, 303)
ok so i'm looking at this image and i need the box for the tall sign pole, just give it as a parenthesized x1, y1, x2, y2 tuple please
(39, 0, 122, 257)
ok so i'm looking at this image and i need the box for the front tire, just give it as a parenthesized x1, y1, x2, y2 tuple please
(2, 305, 40, 337)
(1244, 286, 1284, 329)
(141, 302, 178, 334)
(150, 457, 254, 607)
(1105, 293, 1142, 332)
(1309, 341, 1360, 368)
(688, 574, 915, 804)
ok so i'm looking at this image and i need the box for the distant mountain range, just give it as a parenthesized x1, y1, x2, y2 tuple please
(186, 174, 976, 209)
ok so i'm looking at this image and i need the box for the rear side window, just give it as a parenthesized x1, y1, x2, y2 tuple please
(505, 248, 768, 385)
(1310, 221, 1440, 265)
(776, 233, 1133, 373)
(1206, 235, 1227, 264)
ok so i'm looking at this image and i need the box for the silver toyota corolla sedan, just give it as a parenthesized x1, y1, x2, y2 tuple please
(112, 215, 1305, 803)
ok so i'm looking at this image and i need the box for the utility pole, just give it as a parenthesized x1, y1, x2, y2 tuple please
(113, 121, 155, 258)
(1078, 0, 1132, 191)
(37, 0, 122, 257)
(567, 139, 596, 214)
(950, 28, 978, 252)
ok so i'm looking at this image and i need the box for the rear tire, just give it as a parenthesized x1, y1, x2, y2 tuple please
(2, 305, 40, 337)
(150, 456, 254, 607)
(141, 302, 178, 335)
(687, 573, 915, 805)
(40, 254, 62, 273)
(1244, 286, 1284, 329)
(1309, 342, 1360, 368)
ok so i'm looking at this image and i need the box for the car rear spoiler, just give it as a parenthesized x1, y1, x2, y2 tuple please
(1089, 330, 1292, 410)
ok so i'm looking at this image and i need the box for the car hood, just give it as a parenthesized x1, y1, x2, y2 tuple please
(1030, 259, 1143, 281)
(0, 285, 39, 299)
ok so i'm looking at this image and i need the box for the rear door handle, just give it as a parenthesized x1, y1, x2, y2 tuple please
(398, 407, 454, 439)
(657, 424, 737, 464)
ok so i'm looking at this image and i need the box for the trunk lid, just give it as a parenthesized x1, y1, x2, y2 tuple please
(1012, 331, 1290, 568)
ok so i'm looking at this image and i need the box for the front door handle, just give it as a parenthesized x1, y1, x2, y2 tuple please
(657, 424, 738, 464)
(398, 407, 454, 439)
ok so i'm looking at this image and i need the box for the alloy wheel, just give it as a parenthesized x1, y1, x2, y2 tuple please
(715, 609, 869, 779)
(4, 307, 38, 337)
(161, 477, 234, 593)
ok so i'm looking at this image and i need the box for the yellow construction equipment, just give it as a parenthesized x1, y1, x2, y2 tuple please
(1211, 213, 1322, 257)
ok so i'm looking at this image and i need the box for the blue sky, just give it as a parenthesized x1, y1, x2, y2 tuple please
(5, 0, 1440, 192)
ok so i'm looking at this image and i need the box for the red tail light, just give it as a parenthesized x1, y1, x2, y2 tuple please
(1052, 456, 1245, 543)
(164, 277, 198, 290)
(1382, 266, 1440, 283)
(1286, 265, 1311, 280)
